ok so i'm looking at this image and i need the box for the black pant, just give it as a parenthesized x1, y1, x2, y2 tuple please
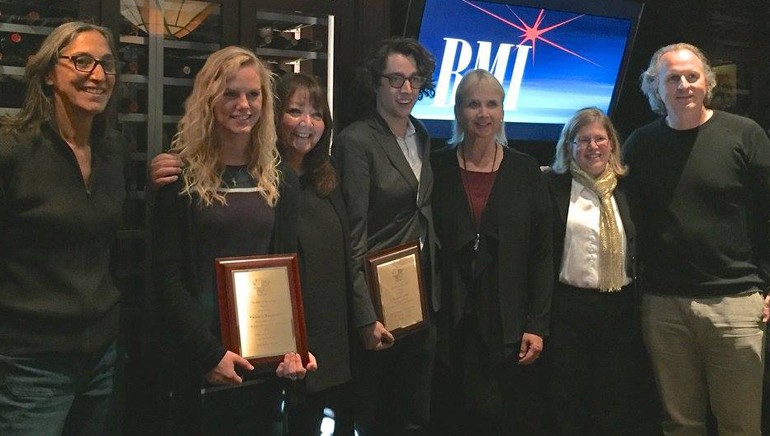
(353, 323, 436, 436)
(548, 284, 660, 436)
(287, 382, 355, 436)
(430, 317, 549, 436)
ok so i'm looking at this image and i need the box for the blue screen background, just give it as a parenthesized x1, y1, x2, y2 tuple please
(414, 0, 633, 140)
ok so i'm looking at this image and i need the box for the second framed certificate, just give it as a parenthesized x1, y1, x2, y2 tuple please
(215, 254, 309, 371)
(364, 241, 428, 338)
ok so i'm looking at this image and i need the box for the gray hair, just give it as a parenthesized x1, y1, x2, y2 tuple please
(639, 42, 717, 115)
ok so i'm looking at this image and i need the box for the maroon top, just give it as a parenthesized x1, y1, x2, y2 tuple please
(460, 168, 498, 227)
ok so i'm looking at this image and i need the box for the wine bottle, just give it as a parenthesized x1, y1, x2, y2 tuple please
(256, 27, 273, 48)
(265, 31, 292, 50)
(0, 32, 28, 67)
(294, 38, 323, 52)
(24, 11, 41, 25)
(124, 60, 139, 74)
(120, 97, 140, 113)
(164, 57, 205, 79)
(119, 45, 147, 75)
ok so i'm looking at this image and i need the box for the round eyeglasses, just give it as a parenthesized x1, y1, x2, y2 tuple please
(59, 55, 118, 75)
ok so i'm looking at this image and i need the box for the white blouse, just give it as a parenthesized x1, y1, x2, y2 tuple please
(559, 178, 631, 289)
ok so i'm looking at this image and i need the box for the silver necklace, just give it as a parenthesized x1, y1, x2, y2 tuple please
(224, 165, 248, 187)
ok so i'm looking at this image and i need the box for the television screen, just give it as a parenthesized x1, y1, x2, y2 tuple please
(410, 0, 643, 141)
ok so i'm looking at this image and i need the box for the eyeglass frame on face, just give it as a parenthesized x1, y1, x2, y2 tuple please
(572, 136, 610, 148)
(58, 54, 118, 75)
(380, 73, 426, 89)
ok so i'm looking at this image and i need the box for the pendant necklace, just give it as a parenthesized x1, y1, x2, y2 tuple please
(225, 165, 248, 187)
(459, 143, 498, 252)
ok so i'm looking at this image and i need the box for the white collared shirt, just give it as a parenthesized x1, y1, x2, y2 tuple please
(395, 119, 422, 186)
(395, 119, 425, 248)
(559, 178, 631, 289)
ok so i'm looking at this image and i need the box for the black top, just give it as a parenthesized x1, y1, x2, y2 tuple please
(296, 177, 351, 393)
(150, 162, 299, 376)
(0, 122, 126, 356)
(624, 111, 770, 296)
(193, 174, 274, 337)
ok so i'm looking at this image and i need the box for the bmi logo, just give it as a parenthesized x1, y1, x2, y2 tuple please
(433, 1, 599, 110)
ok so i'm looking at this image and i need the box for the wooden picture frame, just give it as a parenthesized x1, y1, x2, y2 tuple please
(364, 241, 429, 338)
(215, 254, 308, 372)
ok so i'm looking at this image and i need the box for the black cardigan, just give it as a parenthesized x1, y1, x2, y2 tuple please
(432, 146, 553, 363)
(147, 162, 299, 377)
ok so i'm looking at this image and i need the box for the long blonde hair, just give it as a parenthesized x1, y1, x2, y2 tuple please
(171, 46, 279, 207)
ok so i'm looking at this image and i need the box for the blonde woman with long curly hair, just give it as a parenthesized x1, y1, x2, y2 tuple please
(148, 46, 315, 434)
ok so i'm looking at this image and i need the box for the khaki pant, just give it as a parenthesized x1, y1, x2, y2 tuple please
(642, 291, 766, 436)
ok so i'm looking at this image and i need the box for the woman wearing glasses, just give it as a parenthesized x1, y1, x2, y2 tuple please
(430, 69, 553, 434)
(546, 107, 652, 435)
(0, 22, 124, 435)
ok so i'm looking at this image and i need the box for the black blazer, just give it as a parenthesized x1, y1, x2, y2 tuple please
(334, 112, 440, 328)
(292, 184, 360, 394)
(432, 146, 553, 360)
(547, 172, 637, 286)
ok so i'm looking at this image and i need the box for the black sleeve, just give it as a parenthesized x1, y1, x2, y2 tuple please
(151, 181, 226, 374)
(272, 161, 300, 254)
(525, 161, 554, 337)
(333, 130, 378, 328)
(744, 123, 770, 287)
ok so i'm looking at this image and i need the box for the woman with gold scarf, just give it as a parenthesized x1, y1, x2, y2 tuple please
(546, 107, 658, 435)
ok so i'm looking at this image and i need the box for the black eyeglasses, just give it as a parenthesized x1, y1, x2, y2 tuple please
(59, 55, 118, 75)
(380, 74, 426, 89)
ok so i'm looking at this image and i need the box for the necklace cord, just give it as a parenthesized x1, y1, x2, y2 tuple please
(459, 143, 499, 251)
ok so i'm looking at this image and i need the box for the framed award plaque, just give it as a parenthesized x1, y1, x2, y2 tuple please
(364, 241, 428, 338)
(215, 254, 309, 371)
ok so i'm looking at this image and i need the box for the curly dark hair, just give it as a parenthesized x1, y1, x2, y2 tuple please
(357, 37, 436, 102)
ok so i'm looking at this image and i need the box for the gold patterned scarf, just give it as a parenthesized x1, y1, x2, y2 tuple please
(569, 161, 624, 292)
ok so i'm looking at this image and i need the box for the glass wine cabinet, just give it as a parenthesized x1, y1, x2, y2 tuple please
(0, 3, 334, 420)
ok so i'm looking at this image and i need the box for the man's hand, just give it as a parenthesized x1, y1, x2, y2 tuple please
(205, 351, 254, 385)
(763, 294, 770, 323)
(518, 332, 543, 365)
(149, 152, 182, 190)
(359, 321, 395, 351)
